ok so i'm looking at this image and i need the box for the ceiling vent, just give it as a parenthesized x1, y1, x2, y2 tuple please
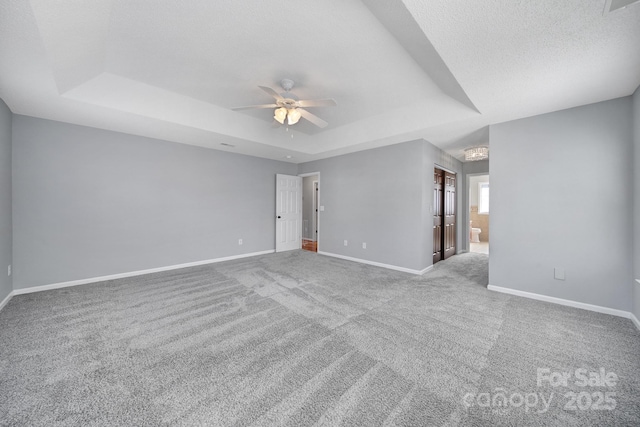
(604, 0, 640, 13)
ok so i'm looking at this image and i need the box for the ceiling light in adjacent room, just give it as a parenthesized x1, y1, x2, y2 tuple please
(464, 146, 489, 161)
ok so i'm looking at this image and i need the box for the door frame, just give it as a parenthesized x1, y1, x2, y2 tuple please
(312, 180, 319, 242)
(466, 172, 490, 252)
(299, 172, 320, 251)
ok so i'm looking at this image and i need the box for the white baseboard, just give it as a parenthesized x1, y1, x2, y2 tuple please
(0, 290, 13, 312)
(318, 251, 432, 275)
(631, 313, 640, 331)
(631, 280, 640, 330)
(12, 250, 275, 296)
(487, 285, 637, 328)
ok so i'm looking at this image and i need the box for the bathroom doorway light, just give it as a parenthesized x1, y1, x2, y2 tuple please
(464, 146, 489, 162)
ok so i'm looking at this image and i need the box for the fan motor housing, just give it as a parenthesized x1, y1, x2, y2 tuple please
(277, 98, 298, 109)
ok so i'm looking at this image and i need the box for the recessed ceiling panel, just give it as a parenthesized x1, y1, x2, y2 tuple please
(103, 0, 444, 129)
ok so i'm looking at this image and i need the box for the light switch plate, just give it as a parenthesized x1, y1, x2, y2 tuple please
(554, 268, 565, 280)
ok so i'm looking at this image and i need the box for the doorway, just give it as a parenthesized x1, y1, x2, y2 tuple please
(468, 174, 489, 254)
(433, 167, 456, 264)
(300, 173, 320, 252)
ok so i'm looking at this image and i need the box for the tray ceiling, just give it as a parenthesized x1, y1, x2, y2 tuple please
(1, 0, 639, 162)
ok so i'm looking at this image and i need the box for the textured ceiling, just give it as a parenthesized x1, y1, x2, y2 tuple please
(1, 0, 639, 162)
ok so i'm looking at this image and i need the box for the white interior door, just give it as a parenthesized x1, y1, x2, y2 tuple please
(275, 174, 302, 252)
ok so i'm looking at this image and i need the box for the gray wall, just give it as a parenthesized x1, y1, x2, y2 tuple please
(634, 86, 640, 320)
(0, 99, 11, 302)
(298, 140, 462, 272)
(462, 159, 489, 176)
(12, 115, 296, 289)
(490, 97, 634, 311)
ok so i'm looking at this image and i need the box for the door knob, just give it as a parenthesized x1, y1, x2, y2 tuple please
(277, 216, 281, 219)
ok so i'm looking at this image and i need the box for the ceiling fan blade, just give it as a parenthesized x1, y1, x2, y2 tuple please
(258, 86, 284, 101)
(298, 108, 328, 128)
(231, 103, 278, 111)
(297, 98, 337, 108)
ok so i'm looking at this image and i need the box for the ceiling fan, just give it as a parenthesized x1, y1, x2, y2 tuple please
(232, 79, 336, 128)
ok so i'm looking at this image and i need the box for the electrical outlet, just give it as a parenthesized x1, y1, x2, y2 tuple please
(7, 265, 10, 277)
(344, 240, 348, 246)
(320, 206, 325, 211)
(362, 243, 367, 249)
(238, 239, 243, 245)
(554, 268, 565, 280)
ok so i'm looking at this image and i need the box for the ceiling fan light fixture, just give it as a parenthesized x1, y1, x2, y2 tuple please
(234, 80, 335, 128)
(287, 108, 301, 125)
(274, 107, 287, 124)
(464, 146, 489, 161)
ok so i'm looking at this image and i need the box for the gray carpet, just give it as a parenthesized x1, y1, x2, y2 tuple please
(0, 251, 638, 426)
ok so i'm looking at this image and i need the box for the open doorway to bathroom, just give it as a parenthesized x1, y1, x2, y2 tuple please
(469, 174, 489, 254)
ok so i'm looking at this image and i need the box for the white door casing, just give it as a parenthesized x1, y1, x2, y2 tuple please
(275, 174, 302, 252)
(312, 180, 318, 242)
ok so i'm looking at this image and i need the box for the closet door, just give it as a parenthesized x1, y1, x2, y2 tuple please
(443, 171, 456, 260)
(433, 169, 444, 264)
